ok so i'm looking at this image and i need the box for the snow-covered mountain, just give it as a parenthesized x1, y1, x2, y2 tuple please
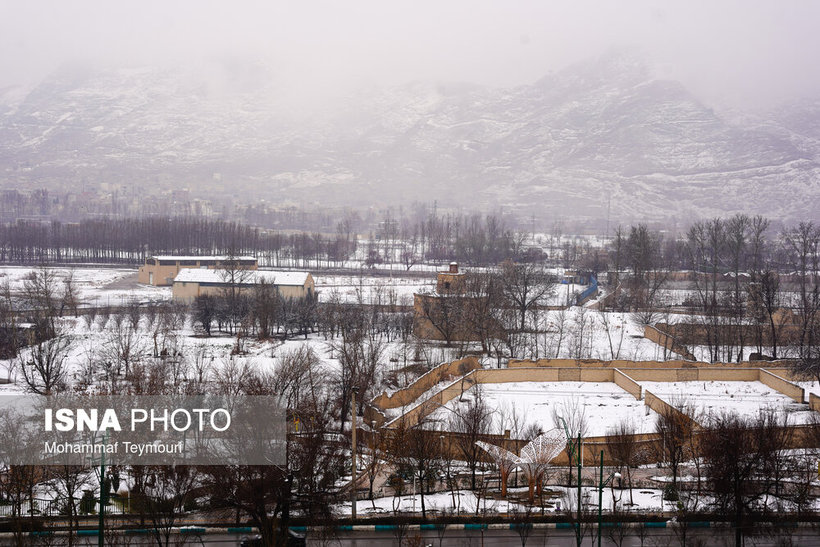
(1, 51, 818, 221)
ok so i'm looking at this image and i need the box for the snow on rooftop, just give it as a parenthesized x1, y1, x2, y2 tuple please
(173, 269, 309, 286)
(426, 381, 659, 437)
(150, 255, 256, 261)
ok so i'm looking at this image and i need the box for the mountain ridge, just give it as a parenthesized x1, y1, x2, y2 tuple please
(1, 52, 818, 222)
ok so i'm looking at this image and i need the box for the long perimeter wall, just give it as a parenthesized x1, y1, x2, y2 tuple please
(376, 358, 815, 465)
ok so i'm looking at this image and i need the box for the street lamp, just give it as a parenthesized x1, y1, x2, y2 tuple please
(597, 449, 621, 547)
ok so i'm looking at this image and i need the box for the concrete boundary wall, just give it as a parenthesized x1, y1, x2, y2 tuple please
(616, 367, 805, 404)
(613, 369, 642, 400)
(385, 368, 618, 429)
(384, 365, 814, 430)
(697, 368, 760, 382)
(384, 372, 478, 429)
(644, 390, 700, 430)
(372, 356, 480, 410)
(643, 325, 697, 361)
(759, 370, 805, 403)
(380, 365, 820, 466)
(620, 368, 756, 383)
(508, 357, 795, 370)
(381, 360, 818, 469)
(469, 368, 614, 384)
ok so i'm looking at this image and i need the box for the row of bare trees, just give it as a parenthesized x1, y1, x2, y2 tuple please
(1, 342, 350, 546)
(416, 261, 557, 355)
(603, 217, 820, 373)
(0, 210, 545, 269)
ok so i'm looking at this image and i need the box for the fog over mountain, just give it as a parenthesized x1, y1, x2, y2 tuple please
(1, 49, 819, 222)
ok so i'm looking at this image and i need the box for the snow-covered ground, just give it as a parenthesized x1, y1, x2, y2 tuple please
(524, 309, 689, 362)
(425, 381, 660, 436)
(339, 485, 672, 517)
(639, 380, 815, 425)
(0, 265, 171, 307)
(794, 381, 820, 403)
(315, 274, 433, 305)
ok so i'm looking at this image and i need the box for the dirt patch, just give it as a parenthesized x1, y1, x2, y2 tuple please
(101, 272, 140, 290)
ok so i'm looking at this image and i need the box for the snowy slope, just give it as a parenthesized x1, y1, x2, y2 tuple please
(2, 51, 819, 220)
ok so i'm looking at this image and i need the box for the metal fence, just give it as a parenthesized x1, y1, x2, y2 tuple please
(574, 274, 598, 305)
(0, 497, 128, 518)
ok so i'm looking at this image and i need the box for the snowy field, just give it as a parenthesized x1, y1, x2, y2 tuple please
(1, 264, 603, 310)
(525, 310, 689, 362)
(315, 274, 433, 305)
(425, 381, 660, 437)
(1, 265, 433, 306)
(314, 273, 590, 307)
(0, 265, 171, 307)
(0, 310, 462, 397)
(687, 344, 805, 363)
(639, 380, 815, 425)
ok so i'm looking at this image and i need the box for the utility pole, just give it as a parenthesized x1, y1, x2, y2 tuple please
(351, 387, 358, 519)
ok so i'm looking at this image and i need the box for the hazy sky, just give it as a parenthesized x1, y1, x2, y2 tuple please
(2, 0, 818, 108)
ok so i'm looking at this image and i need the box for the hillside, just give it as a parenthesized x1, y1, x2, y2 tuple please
(1, 51, 818, 221)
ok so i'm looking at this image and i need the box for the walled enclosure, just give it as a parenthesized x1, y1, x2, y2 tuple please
(373, 357, 816, 465)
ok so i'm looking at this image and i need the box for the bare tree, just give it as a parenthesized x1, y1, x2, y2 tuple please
(655, 400, 696, 497)
(389, 412, 442, 520)
(0, 278, 19, 360)
(415, 290, 466, 347)
(21, 265, 61, 338)
(499, 260, 556, 332)
(510, 504, 535, 546)
(269, 344, 323, 411)
(129, 465, 200, 547)
(687, 218, 727, 362)
(126, 298, 142, 330)
(328, 302, 386, 432)
(463, 271, 504, 355)
(18, 334, 72, 395)
(750, 270, 784, 359)
(99, 322, 144, 380)
(60, 268, 81, 318)
(597, 310, 625, 360)
(605, 419, 638, 506)
(46, 465, 92, 545)
(449, 386, 493, 490)
(784, 222, 820, 382)
(701, 410, 791, 547)
(725, 214, 751, 362)
(568, 306, 593, 360)
(604, 506, 634, 547)
(551, 396, 588, 488)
